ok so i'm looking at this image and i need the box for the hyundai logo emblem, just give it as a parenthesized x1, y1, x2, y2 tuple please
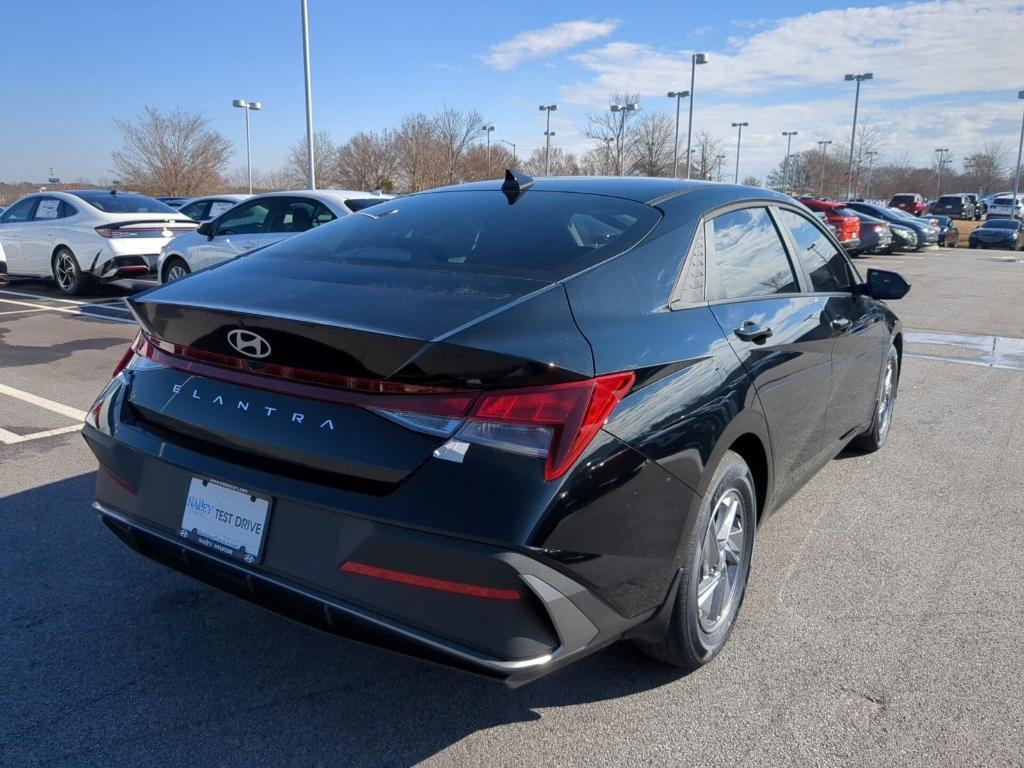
(227, 329, 271, 359)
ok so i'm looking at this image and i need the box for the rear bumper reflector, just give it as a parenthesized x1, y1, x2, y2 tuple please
(340, 561, 521, 601)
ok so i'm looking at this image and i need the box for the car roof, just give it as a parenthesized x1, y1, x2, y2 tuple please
(247, 189, 393, 202)
(420, 176, 791, 206)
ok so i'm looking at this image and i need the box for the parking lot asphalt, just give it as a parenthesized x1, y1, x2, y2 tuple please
(2, 249, 1023, 768)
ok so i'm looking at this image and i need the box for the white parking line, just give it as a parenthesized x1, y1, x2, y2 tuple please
(0, 296, 136, 324)
(0, 383, 88, 420)
(0, 288, 101, 305)
(0, 383, 88, 445)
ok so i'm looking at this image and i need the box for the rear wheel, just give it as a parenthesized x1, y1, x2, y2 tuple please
(52, 247, 89, 295)
(162, 256, 191, 283)
(636, 450, 756, 671)
(851, 343, 899, 452)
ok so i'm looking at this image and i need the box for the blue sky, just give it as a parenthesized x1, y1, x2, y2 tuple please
(0, 0, 1018, 184)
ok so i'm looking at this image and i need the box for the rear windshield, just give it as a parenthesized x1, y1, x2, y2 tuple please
(344, 197, 390, 212)
(75, 192, 177, 214)
(937, 196, 961, 203)
(891, 195, 916, 204)
(993, 197, 1018, 205)
(985, 219, 1018, 229)
(834, 207, 859, 218)
(253, 190, 662, 281)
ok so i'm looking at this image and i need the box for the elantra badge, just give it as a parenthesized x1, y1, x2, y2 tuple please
(227, 329, 271, 359)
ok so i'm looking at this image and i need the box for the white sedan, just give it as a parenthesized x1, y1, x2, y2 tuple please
(0, 190, 197, 294)
(158, 189, 390, 282)
(177, 194, 251, 222)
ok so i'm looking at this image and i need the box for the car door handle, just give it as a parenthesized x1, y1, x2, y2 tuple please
(830, 317, 852, 333)
(733, 321, 773, 343)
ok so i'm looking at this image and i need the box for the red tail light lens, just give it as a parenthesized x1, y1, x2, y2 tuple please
(111, 333, 140, 378)
(464, 372, 635, 480)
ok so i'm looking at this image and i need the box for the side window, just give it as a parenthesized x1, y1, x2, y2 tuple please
(778, 209, 853, 293)
(208, 200, 236, 219)
(313, 203, 335, 227)
(179, 200, 209, 221)
(275, 199, 320, 233)
(33, 198, 62, 220)
(2, 197, 38, 223)
(707, 207, 798, 301)
(58, 201, 77, 218)
(217, 200, 273, 236)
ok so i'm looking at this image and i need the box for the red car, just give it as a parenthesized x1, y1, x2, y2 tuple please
(799, 198, 861, 253)
(889, 193, 927, 216)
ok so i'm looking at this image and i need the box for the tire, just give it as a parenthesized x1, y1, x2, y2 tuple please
(162, 256, 191, 283)
(52, 247, 89, 295)
(636, 450, 756, 671)
(851, 343, 899, 452)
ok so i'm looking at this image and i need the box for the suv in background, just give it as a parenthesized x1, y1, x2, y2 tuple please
(931, 194, 978, 220)
(889, 193, 927, 216)
(799, 198, 862, 253)
(985, 195, 1024, 219)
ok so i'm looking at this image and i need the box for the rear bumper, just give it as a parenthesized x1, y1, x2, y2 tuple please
(88, 253, 158, 281)
(840, 238, 861, 252)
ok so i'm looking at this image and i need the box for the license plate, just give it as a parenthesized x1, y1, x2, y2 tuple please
(179, 478, 271, 564)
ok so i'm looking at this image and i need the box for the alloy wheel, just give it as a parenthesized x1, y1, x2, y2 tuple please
(55, 252, 77, 292)
(167, 264, 188, 281)
(696, 489, 746, 633)
(877, 355, 897, 440)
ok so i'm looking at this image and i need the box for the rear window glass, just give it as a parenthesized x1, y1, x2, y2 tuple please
(75, 192, 177, 214)
(891, 195, 915, 204)
(937, 196, 960, 203)
(344, 197, 390, 212)
(985, 219, 1018, 229)
(253, 190, 661, 281)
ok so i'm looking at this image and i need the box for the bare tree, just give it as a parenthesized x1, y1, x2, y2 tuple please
(434, 105, 485, 184)
(741, 175, 763, 187)
(285, 130, 338, 188)
(394, 113, 443, 192)
(522, 147, 581, 177)
(584, 93, 642, 175)
(692, 131, 725, 181)
(336, 130, 401, 191)
(110, 107, 232, 196)
(962, 142, 1010, 194)
(628, 112, 675, 177)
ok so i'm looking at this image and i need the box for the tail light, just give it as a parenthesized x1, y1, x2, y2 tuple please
(111, 333, 140, 377)
(95, 226, 131, 238)
(124, 330, 634, 481)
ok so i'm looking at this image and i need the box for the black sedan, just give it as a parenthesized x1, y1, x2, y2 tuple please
(845, 201, 939, 248)
(969, 218, 1022, 250)
(84, 175, 909, 685)
(929, 215, 960, 247)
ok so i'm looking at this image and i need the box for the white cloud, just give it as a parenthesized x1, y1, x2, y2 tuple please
(481, 19, 620, 70)
(562, 1, 1024, 103)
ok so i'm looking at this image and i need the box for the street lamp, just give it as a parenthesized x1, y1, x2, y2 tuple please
(300, 0, 315, 189)
(501, 139, 516, 167)
(864, 150, 879, 199)
(539, 104, 557, 175)
(731, 122, 748, 184)
(1012, 90, 1024, 219)
(844, 72, 873, 200)
(611, 103, 639, 175)
(781, 131, 798, 194)
(715, 153, 726, 182)
(817, 139, 833, 197)
(685, 53, 709, 179)
(667, 90, 690, 177)
(232, 99, 262, 194)
(481, 125, 495, 177)
(934, 147, 950, 199)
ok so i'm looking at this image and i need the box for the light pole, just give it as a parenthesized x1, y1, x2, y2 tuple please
(1012, 90, 1024, 219)
(501, 139, 516, 167)
(864, 150, 878, 199)
(232, 99, 262, 194)
(667, 90, 690, 177)
(685, 53, 709, 179)
(781, 131, 798, 194)
(731, 122, 748, 184)
(481, 125, 495, 177)
(539, 104, 557, 175)
(611, 103, 639, 175)
(715, 153, 726, 182)
(300, 0, 315, 189)
(934, 147, 950, 199)
(844, 72, 873, 201)
(817, 139, 833, 197)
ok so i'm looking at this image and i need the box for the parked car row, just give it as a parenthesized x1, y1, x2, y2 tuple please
(0, 188, 390, 294)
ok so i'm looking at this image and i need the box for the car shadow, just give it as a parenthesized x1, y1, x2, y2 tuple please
(3, 473, 688, 767)
(0, 321, 127, 367)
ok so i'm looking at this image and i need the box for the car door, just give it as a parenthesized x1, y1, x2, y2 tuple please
(193, 198, 276, 271)
(262, 197, 335, 247)
(776, 207, 886, 449)
(0, 197, 40, 274)
(21, 196, 68, 273)
(704, 206, 834, 496)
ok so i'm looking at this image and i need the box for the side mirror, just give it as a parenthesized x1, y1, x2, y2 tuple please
(862, 268, 910, 300)
(197, 221, 214, 239)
